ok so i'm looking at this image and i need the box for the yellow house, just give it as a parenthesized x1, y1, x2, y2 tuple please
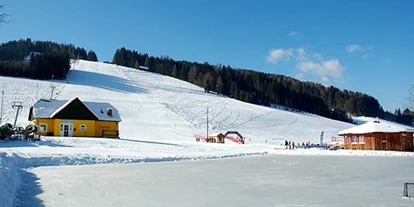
(28, 97, 121, 138)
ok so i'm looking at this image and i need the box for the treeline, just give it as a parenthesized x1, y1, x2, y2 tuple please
(0, 38, 97, 61)
(0, 38, 98, 80)
(112, 48, 387, 123)
(384, 109, 414, 126)
(0, 53, 70, 80)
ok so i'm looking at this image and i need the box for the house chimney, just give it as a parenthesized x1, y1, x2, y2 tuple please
(107, 108, 113, 117)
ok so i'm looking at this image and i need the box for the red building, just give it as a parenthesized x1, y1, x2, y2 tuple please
(338, 120, 414, 151)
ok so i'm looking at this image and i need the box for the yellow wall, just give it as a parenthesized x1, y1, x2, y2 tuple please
(35, 118, 55, 136)
(35, 118, 118, 138)
(52, 119, 96, 137)
(95, 121, 119, 137)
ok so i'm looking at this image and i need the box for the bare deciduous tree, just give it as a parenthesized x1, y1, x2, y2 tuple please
(0, 4, 10, 24)
(406, 84, 414, 111)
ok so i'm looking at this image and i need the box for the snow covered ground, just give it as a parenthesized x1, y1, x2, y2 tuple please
(0, 60, 413, 206)
(19, 155, 414, 207)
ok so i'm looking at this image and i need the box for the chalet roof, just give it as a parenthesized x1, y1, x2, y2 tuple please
(32, 98, 121, 122)
(338, 120, 412, 135)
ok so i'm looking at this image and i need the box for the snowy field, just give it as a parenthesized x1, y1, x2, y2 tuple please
(0, 60, 413, 206)
(19, 155, 414, 207)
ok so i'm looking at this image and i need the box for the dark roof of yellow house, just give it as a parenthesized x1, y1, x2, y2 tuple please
(30, 97, 121, 122)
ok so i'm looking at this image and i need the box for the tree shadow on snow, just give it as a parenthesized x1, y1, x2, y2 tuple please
(18, 170, 45, 207)
(119, 138, 183, 147)
(0, 140, 72, 148)
(68, 70, 147, 94)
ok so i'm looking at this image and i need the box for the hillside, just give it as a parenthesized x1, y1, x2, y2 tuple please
(0, 60, 354, 144)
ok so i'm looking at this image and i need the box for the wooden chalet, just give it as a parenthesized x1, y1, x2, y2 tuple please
(338, 120, 414, 151)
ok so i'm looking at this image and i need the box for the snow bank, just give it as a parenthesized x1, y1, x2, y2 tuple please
(0, 153, 21, 207)
(272, 148, 414, 156)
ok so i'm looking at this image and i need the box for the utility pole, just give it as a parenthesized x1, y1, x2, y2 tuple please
(206, 106, 209, 140)
(12, 101, 23, 128)
(0, 90, 4, 124)
(50, 85, 56, 100)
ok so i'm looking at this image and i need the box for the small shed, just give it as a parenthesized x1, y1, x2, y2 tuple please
(28, 97, 121, 138)
(206, 133, 225, 143)
(338, 120, 414, 151)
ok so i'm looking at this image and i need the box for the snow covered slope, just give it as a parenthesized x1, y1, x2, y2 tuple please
(63, 60, 356, 143)
(0, 60, 354, 144)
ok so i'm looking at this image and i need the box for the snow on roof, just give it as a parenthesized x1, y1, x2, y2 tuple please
(84, 101, 122, 122)
(33, 98, 121, 122)
(208, 133, 223, 137)
(352, 117, 414, 132)
(338, 120, 410, 135)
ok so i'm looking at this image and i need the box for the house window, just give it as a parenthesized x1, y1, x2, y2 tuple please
(359, 135, 364, 143)
(352, 136, 357, 143)
(79, 124, 87, 131)
(40, 124, 47, 132)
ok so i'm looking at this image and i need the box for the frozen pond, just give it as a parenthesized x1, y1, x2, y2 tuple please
(20, 155, 414, 207)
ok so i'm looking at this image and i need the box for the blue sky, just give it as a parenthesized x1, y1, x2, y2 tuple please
(1, 0, 413, 112)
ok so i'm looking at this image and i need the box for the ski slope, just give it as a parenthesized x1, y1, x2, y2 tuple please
(64, 60, 356, 143)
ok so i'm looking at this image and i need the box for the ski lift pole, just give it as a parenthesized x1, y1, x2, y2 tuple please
(12, 101, 23, 128)
(0, 90, 4, 124)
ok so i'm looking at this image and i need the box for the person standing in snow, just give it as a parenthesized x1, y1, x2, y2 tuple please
(285, 140, 288, 149)
(292, 142, 295, 149)
(288, 141, 291, 149)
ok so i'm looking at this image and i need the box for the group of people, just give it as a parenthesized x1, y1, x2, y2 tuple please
(284, 140, 315, 149)
(284, 140, 295, 149)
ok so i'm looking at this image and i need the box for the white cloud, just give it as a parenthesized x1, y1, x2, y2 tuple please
(296, 47, 307, 61)
(311, 53, 323, 61)
(266, 47, 346, 82)
(346, 44, 374, 59)
(296, 59, 345, 80)
(345, 44, 363, 53)
(288, 31, 302, 39)
(266, 48, 294, 63)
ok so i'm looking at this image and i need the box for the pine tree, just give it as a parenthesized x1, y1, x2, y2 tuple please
(188, 65, 198, 83)
(216, 75, 223, 94)
(171, 64, 177, 78)
(203, 73, 213, 93)
(144, 55, 149, 67)
(134, 60, 140, 69)
(87, 50, 98, 62)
